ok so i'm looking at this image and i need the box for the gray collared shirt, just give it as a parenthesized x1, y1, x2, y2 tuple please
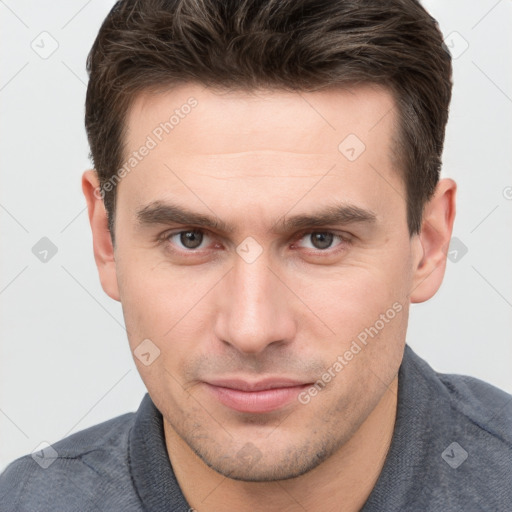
(1, 344, 511, 511)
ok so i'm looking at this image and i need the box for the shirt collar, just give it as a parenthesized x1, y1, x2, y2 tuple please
(129, 392, 191, 511)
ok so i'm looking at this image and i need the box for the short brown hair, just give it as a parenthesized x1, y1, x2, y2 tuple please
(85, 0, 452, 242)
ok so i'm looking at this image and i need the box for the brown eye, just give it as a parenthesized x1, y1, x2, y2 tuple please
(309, 232, 334, 250)
(294, 231, 349, 254)
(179, 230, 204, 249)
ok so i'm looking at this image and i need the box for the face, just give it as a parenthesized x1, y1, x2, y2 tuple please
(108, 83, 421, 480)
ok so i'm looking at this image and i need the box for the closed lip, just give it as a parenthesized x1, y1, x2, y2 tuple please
(202, 377, 312, 413)
(204, 378, 311, 392)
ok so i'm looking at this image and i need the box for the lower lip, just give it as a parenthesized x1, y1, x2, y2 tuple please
(204, 383, 309, 413)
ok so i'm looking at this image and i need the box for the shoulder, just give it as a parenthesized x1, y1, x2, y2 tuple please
(402, 346, 512, 508)
(0, 412, 142, 512)
(437, 370, 512, 440)
(408, 346, 512, 447)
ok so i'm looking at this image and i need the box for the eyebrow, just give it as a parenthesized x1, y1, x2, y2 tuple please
(135, 200, 377, 235)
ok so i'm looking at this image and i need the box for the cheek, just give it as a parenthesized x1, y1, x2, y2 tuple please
(117, 256, 218, 352)
(288, 248, 411, 384)
(117, 264, 204, 395)
(304, 261, 409, 341)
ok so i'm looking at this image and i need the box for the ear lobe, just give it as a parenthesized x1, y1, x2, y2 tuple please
(410, 178, 457, 304)
(82, 169, 120, 302)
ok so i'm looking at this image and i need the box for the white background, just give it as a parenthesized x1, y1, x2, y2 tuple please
(1, 0, 511, 472)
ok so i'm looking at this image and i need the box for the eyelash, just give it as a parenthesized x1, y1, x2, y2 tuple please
(157, 228, 352, 257)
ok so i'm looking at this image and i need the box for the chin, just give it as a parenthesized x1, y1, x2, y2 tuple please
(192, 439, 335, 482)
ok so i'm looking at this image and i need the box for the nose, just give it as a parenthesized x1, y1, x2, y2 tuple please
(213, 254, 297, 355)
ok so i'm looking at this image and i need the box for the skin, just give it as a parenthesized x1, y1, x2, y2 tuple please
(82, 82, 456, 512)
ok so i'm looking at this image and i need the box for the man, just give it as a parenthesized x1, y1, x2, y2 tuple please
(1, 0, 510, 510)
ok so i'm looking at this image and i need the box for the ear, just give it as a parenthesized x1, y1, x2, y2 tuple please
(410, 178, 457, 303)
(82, 170, 120, 302)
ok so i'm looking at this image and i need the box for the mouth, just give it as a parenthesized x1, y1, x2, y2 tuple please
(203, 378, 312, 413)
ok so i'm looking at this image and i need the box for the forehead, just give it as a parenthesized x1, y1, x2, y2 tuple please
(125, 82, 397, 159)
(117, 83, 404, 234)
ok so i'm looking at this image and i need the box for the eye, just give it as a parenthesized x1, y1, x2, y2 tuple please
(295, 231, 348, 251)
(165, 229, 211, 250)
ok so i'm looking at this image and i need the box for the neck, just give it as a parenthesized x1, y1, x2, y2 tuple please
(164, 376, 398, 512)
